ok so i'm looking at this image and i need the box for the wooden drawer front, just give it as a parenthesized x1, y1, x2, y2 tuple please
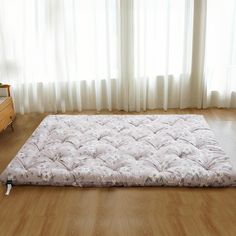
(0, 97, 12, 112)
(0, 104, 15, 132)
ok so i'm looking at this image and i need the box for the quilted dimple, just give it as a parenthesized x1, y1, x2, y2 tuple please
(102, 135, 134, 148)
(119, 142, 156, 160)
(0, 114, 234, 187)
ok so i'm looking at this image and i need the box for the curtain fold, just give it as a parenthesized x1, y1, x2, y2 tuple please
(132, 0, 194, 111)
(203, 0, 236, 108)
(0, 0, 236, 113)
(0, 0, 124, 113)
(191, 0, 207, 109)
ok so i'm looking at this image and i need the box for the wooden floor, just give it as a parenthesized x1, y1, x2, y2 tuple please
(0, 109, 236, 236)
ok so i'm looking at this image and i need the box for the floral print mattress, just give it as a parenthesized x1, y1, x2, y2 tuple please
(1, 115, 236, 187)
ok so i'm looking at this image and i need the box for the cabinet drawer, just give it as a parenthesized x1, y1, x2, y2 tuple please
(0, 97, 12, 112)
(0, 104, 15, 132)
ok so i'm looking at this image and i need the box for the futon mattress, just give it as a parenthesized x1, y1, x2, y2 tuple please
(0, 115, 235, 187)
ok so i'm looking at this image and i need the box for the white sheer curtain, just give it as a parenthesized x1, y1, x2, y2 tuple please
(0, 0, 195, 113)
(1, 0, 235, 113)
(0, 0, 125, 113)
(130, 0, 194, 111)
(203, 0, 236, 108)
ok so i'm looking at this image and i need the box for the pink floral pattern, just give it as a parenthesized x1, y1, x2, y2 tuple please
(1, 115, 235, 187)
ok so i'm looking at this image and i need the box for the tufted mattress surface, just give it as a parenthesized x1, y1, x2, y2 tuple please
(1, 115, 235, 187)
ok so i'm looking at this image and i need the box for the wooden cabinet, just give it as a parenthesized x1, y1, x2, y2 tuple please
(0, 85, 15, 132)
